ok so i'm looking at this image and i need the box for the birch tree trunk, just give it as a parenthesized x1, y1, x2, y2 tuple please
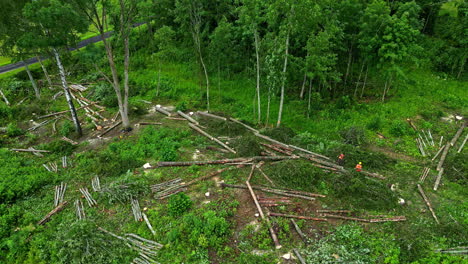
(307, 79, 312, 118)
(120, 0, 130, 128)
(354, 62, 364, 97)
(299, 73, 307, 99)
(37, 56, 52, 88)
(276, 32, 290, 128)
(254, 29, 261, 123)
(360, 64, 369, 98)
(24, 62, 40, 99)
(52, 48, 82, 136)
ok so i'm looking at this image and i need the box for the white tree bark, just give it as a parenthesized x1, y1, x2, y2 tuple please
(37, 56, 52, 88)
(254, 29, 261, 123)
(53, 48, 82, 136)
(24, 62, 40, 99)
(276, 32, 290, 128)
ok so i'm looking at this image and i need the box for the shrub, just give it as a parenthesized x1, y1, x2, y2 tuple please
(39, 139, 77, 156)
(340, 126, 366, 146)
(267, 160, 324, 191)
(389, 120, 412, 137)
(231, 135, 262, 157)
(59, 120, 73, 137)
(262, 126, 296, 144)
(101, 172, 149, 203)
(168, 193, 192, 216)
(90, 83, 118, 107)
(367, 116, 383, 131)
(6, 123, 23, 137)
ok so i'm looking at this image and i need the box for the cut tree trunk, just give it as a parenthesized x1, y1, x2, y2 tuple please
(178, 111, 199, 125)
(37, 201, 68, 225)
(220, 183, 318, 201)
(53, 48, 82, 136)
(37, 56, 52, 88)
(417, 184, 439, 224)
(24, 62, 40, 99)
(450, 122, 466, 146)
(0, 89, 10, 105)
(268, 212, 327, 221)
(458, 134, 468, 153)
(433, 168, 444, 191)
(437, 142, 451, 171)
(188, 123, 236, 153)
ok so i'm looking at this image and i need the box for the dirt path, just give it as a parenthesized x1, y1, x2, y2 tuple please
(368, 145, 421, 164)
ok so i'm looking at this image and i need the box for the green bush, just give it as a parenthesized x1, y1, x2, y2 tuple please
(367, 116, 383, 131)
(59, 120, 73, 137)
(231, 134, 262, 157)
(90, 83, 118, 107)
(267, 160, 324, 191)
(168, 193, 193, 216)
(39, 139, 77, 156)
(389, 120, 412, 137)
(340, 126, 366, 146)
(6, 123, 23, 137)
(262, 126, 296, 144)
(0, 148, 56, 202)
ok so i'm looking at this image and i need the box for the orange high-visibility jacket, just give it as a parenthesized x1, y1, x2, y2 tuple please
(355, 164, 362, 171)
(338, 154, 345, 160)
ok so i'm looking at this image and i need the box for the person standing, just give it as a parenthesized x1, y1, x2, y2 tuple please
(337, 153, 345, 166)
(355, 162, 362, 172)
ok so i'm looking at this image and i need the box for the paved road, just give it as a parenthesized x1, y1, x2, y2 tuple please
(0, 22, 144, 75)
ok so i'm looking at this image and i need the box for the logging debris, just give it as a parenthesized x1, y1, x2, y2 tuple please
(188, 123, 236, 153)
(54, 182, 67, 207)
(0, 89, 10, 105)
(293, 249, 307, 264)
(433, 168, 444, 191)
(148, 156, 296, 169)
(220, 183, 321, 201)
(75, 199, 86, 220)
(61, 136, 78, 145)
(37, 201, 68, 225)
(290, 219, 308, 243)
(196, 111, 227, 121)
(10, 148, 50, 153)
(79, 187, 97, 207)
(91, 176, 101, 192)
(419, 167, 430, 183)
(450, 122, 466, 146)
(458, 133, 467, 153)
(142, 213, 156, 236)
(98, 120, 122, 138)
(61, 156, 68, 168)
(417, 184, 439, 224)
(131, 199, 143, 221)
(177, 110, 199, 125)
(98, 227, 162, 263)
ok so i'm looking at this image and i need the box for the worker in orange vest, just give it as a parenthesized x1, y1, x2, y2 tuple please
(337, 153, 345, 166)
(355, 162, 362, 172)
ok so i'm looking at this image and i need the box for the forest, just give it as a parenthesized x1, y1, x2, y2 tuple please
(0, 0, 466, 263)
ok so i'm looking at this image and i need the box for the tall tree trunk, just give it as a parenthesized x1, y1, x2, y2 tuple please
(344, 44, 353, 88)
(24, 62, 40, 99)
(360, 64, 369, 98)
(457, 54, 466, 79)
(198, 40, 210, 111)
(120, 0, 131, 128)
(254, 29, 261, 123)
(354, 62, 364, 97)
(299, 73, 307, 99)
(276, 32, 290, 128)
(382, 78, 389, 102)
(52, 48, 82, 136)
(37, 56, 52, 88)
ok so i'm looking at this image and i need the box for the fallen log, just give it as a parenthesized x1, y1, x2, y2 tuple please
(165, 117, 185, 121)
(61, 136, 78, 145)
(321, 214, 370, 222)
(361, 171, 387, 180)
(189, 123, 236, 153)
(99, 121, 122, 138)
(10, 148, 50, 153)
(197, 111, 227, 121)
(368, 216, 407, 223)
(417, 184, 439, 224)
(246, 180, 282, 249)
(37, 102, 97, 119)
(155, 106, 171, 116)
(268, 212, 327, 221)
(221, 183, 321, 201)
(432, 146, 445, 162)
(450, 122, 466, 146)
(419, 167, 430, 183)
(316, 209, 352, 214)
(257, 167, 276, 186)
(261, 143, 293, 156)
(142, 213, 156, 236)
(436, 142, 451, 171)
(149, 156, 295, 168)
(37, 201, 68, 225)
(229, 118, 259, 133)
(290, 219, 308, 243)
(0, 89, 10, 105)
(457, 134, 467, 153)
(178, 111, 199, 125)
(433, 168, 444, 191)
(206, 146, 230, 153)
(138, 122, 162, 126)
(406, 118, 417, 131)
(293, 248, 307, 264)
